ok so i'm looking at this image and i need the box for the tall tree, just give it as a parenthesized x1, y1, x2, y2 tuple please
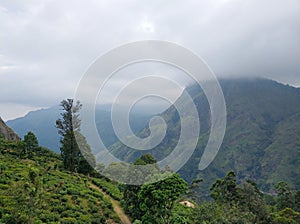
(23, 131, 39, 158)
(56, 99, 95, 174)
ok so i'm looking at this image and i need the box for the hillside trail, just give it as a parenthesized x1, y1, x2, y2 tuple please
(89, 183, 131, 224)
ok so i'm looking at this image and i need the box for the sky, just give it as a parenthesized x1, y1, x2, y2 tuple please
(0, 0, 299, 121)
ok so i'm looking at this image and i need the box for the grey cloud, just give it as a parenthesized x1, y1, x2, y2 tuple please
(0, 0, 299, 120)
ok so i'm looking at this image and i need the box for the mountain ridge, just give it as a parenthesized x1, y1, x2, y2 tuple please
(109, 78, 300, 192)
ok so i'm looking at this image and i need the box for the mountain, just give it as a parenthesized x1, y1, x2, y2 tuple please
(7, 105, 152, 153)
(7, 107, 61, 152)
(110, 78, 300, 193)
(0, 116, 20, 141)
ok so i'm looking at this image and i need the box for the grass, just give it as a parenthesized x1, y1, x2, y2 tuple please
(0, 143, 120, 224)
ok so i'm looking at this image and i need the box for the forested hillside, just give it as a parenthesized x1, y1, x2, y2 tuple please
(110, 78, 300, 193)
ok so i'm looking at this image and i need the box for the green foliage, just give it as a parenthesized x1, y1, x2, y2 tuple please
(0, 139, 120, 223)
(275, 181, 295, 210)
(170, 203, 194, 224)
(22, 131, 39, 158)
(91, 178, 122, 201)
(210, 171, 238, 203)
(187, 178, 203, 203)
(134, 153, 157, 165)
(238, 180, 271, 223)
(207, 171, 272, 223)
(119, 155, 188, 223)
(1, 136, 299, 224)
(193, 202, 256, 224)
(272, 208, 300, 224)
(120, 154, 159, 220)
(138, 173, 188, 224)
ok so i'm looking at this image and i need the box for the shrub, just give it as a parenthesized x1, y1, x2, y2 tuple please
(61, 217, 77, 224)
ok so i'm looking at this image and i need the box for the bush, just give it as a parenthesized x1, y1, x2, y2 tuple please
(39, 211, 59, 222)
(61, 217, 77, 224)
(273, 208, 300, 224)
(88, 205, 99, 214)
(61, 195, 68, 202)
(51, 205, 64, 213)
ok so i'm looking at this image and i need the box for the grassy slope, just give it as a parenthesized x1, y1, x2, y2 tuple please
(0, 145, 121, 224)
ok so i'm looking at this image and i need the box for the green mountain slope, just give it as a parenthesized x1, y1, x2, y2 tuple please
(261, 112, 300, 189)
(0, 140, 122, 223)
(110, 78, 300, 193)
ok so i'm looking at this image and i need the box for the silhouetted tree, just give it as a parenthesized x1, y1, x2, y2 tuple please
(56, 99, 95, 174)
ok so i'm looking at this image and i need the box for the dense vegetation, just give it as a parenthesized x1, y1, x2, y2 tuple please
(116, 155, 300, 223)
(1, 135, 300, 223)
(0, 137, 120, 223)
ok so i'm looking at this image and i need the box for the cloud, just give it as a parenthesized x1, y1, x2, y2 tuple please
(0, 0, 299, 120)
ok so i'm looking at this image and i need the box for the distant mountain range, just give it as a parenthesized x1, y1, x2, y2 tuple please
(7, 105, 152, 153)
(110, 78, 300, 193)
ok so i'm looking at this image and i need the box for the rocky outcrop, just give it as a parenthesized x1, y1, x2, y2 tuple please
(0, 117, 21, 141)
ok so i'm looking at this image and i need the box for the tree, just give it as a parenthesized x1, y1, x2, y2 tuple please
(138, 173, 188, 224)
(239, 180, 270, 223)
(272, 208, 300, 224)
(75, 131, 96, 174)
(275, 181, 295, 211)
(121, 154, 158, 220)
(193, 202, 256, 224)
(22, 132, 39, 158)
(134, 154, 157, 165)
(188, 178, 203, 203)
(56, 99, 95, 174)
(210, 171, 238, 204)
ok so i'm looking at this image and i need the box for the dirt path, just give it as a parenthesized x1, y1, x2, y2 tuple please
(90, 183, 131, 224)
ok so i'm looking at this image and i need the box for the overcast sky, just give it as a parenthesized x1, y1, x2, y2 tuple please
(0, 0, 299, 121)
